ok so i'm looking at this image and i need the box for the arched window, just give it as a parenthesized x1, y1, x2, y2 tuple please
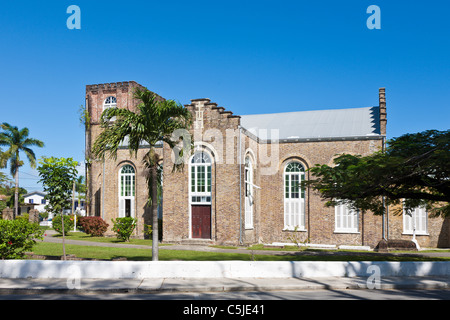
(190, 152, 212, 204)
(103, 96, 117, 122)
(244, 156, 254, 229)
(103, 96, 117, 111)
(284, 161, 306, 230)
(119, 164, 135, 218)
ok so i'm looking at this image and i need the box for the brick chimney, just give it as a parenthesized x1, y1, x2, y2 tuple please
(379, 88, 387, 135)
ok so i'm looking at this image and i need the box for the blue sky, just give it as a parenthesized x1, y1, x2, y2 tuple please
(0, 0, 449, 192)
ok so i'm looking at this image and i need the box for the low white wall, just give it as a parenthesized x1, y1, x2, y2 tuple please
(0, 260, 449, 279)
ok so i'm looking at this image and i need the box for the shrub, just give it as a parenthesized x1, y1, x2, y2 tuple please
(15, 213, 29, 222)
(52, 214, 74, 234)
(144, 218, 163, 241)
(0, 219, 44, 259)
(78, 216, 109, 237)
(112, 217, 136, 242)
(40, 212, 49, 220)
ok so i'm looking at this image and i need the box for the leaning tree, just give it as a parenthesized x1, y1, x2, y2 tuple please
(303, 129, 450, 218)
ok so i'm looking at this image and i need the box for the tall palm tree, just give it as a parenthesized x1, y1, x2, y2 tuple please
(92, 88, 191, 261)
(0, 123, 44, 218)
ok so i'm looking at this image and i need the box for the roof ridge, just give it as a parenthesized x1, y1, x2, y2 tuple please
(241, 106, 376, 117)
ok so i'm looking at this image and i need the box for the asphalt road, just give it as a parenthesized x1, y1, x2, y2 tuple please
(2, 288, 450, 300)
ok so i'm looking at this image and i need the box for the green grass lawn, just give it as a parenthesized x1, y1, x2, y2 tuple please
(30, 241, 450, 262)
(32, 230, 450, 262)
(49, 231, 156, 246)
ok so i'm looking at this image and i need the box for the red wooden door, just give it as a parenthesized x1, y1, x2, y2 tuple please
(191, 205, 211, 239)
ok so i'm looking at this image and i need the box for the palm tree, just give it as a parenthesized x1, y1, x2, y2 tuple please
(92, 88, 191, 261)
(0, 123, 44, 218)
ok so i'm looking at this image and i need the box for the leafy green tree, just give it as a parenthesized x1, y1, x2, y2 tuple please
(37, 157, 78, 260)
(5, 188, 27, 209)
(0, 171, 11, 187)
(303, 130, 450, 218)
(0, 123, 44, 219)
(52, 215, 75, 235)
(92, 87, 191, 261)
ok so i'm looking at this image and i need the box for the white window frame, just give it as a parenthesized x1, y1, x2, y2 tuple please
(244, 156, 254, 229)
(189, 152, 212, 205)
(103, 96, 117, 121)
(403, 206, 428, 235)
(118, 164, 135, 218)
(283, 161, 306, 231)
(103, 96, 117, 111)
(335, 203, 359, 233)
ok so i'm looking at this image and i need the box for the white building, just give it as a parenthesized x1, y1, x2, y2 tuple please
(23, 191, 48, 213)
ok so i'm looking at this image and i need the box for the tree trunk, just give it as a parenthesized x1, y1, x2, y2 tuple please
(151, 166, 159, 261)
(14, 169, 19, 219)
(61, 211, 66, 260)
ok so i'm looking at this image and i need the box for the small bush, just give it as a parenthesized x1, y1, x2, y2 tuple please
(78, 216, 109, 237)
(0, 219, 44, 259)
(15, 213, 29, 222)
(112, 217, 136, 242)
(52, 214, 74, 234)
(40, 212, 49, 220)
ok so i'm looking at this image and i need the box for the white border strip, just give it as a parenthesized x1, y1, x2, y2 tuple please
(0, 260, 449, 279)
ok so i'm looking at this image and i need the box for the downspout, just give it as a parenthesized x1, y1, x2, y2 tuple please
(85, 97, 89, 216)
(379, 88, 388, 241)
(361, 211, 365, 246)
(385, 135, 389, 240)
(382, 197, 386, 240)
(307, 169, 311, 242)
(214, 159, 217, 242)
(382, 135, 387, 240)
(102, 158, 105, 220)
(238, 125, 243, 245)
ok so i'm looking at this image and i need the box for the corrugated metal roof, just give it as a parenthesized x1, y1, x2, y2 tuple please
(240, 106, 381, 140)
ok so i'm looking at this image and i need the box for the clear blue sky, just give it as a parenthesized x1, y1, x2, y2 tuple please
(0, 0, 449, 192)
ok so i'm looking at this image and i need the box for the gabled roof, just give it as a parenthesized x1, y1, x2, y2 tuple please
(23, 191, 47, 198)
(240, 106, 381, 141)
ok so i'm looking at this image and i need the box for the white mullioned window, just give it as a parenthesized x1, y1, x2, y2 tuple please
(284, 161, 306, 231)
(335, 202, 359, 233)
(103, 96, 117, 111)
(403, 206, 428, 235)
(103, 96, 117, 121)
(244, 156, 254, 229)
(190, 152, 212, 204)
(119, 164, 135, 218)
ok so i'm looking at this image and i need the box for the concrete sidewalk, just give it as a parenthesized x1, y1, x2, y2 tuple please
(0, 276, 449, 295)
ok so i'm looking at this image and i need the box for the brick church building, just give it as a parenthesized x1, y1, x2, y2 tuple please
(85, 81, 449, 249)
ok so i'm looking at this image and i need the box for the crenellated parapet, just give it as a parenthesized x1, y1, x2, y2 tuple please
(86, 81, 144, 94)
(185, 98, 241, 131)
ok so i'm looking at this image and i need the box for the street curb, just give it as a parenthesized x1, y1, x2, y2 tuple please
(2, 260, 450, 279)
(0, 277, 449, 295)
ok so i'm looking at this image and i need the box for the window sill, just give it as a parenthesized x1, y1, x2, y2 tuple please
(334, 230, 360, 234)
(402, 232, 429, 236)
(283, 228, 307, 232)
